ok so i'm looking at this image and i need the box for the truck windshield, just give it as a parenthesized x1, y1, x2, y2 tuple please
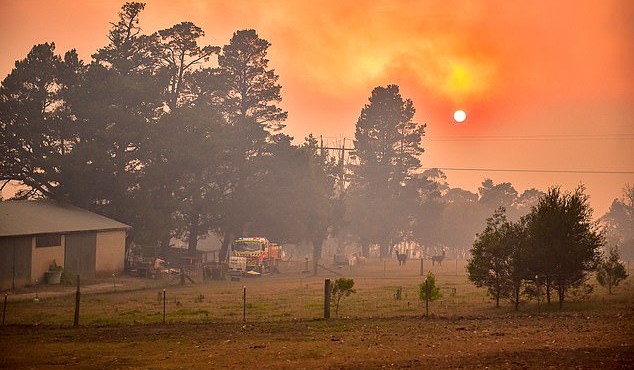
(233, 241, 262, 252)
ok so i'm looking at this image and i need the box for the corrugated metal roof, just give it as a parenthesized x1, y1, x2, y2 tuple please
(0, 200, 131, 237)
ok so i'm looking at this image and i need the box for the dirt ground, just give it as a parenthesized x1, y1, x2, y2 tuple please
(1, 259, 633, 369)
(1, 309, 632, 369)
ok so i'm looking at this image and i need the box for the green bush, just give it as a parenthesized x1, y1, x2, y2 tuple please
(331, 278, 356, 317)
(419, 272, 442, 301)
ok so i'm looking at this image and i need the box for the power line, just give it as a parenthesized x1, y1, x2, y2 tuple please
(424, 134, 634, 142)
(319, 134, 634, 143)
(421, 167, 634, 175)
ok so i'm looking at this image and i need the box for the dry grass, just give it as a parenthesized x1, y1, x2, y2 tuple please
(1, 258, 632, 369)
(2, 258, 631, 326)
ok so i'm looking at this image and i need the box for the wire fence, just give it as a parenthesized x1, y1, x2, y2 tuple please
(2, 258, 625, 327)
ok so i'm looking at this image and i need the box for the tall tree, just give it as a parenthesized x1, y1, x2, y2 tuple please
(92, 2, 147, 74)
(441, 187, 482, 253)
(150, 104, 230, 254)
(347, 85, 425, 257)
(411, 169, 447, 249)
(64, 2, 170, 241)
(600, 184, 634, 260)
(0, 43, 82, 199)
(467, 208, 517, 308)
(151, 22, 220, 109)
(525, 186, 605, 308)
(479, 179, 518, 211)
(218, 29, 287, 131)
(216, 29, 288, 260)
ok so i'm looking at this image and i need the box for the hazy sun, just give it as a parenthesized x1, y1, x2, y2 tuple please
(453, 109, 467, 123)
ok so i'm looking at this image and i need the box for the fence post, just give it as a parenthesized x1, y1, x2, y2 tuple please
(324, 279, 331, 319)
(420, 258, 424, 276)
(2, 294, 7, 325)
(425, 280, 429, 317)
(243, 286, 247, 325)
(73, 275, 80, 327)
(163, 289, 166, 324)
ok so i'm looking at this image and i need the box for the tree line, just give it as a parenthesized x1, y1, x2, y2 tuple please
(467, 186, 628, 309)
(1, 2, 632, 276)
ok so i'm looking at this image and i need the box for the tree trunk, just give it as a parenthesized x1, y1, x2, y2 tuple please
(312, 237, 323, 276)
(187, 212, 200, 256)
(514, 285, 520, 311)
(220, 232, 234, 262)
(558, 285, 565, 309)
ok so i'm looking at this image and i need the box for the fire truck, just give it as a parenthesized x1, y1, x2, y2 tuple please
(228, 237, 283, 276)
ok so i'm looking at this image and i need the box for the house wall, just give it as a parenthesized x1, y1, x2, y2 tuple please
(95, 230, 126, 273)
(0, 237, 32, 290)
(65, 232, 96, 278)
(31, 235, 65, 284)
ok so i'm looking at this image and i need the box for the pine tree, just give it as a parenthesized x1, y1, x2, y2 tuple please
(347, 85, 425, 257)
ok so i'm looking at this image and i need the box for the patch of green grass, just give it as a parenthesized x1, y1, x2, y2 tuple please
(172, 308, 210, 317)
(119, 309, 142, 316)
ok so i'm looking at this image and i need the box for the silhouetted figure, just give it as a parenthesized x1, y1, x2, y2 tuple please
(396, 251, 407, 265)
(431, 250, 445, 266)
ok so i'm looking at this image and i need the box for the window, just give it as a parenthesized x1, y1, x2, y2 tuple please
(36, 234, 62, 248)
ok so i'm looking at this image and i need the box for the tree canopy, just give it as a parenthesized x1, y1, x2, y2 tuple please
(1, 2, 621, 278)
(468, 186, 605, 309)
(347, 85, 425, 257)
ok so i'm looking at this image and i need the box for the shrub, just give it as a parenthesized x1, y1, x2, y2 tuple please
(331, 278, 356, 317)
(419, 272, 442, 301)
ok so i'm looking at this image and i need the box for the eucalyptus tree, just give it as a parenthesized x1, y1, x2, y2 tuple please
(601, 184, 634, 260)
(478, 179, 518, 213)
(347, 85, 425, 257)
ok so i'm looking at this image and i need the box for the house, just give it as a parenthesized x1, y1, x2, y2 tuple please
(0, 200, 131, 290)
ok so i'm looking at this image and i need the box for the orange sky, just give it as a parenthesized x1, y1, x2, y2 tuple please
(1, 0, 633, 215)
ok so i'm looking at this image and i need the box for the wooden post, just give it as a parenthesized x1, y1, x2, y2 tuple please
(2, 294, 7, 325)
(243, 286, 247, 325)
(324, 279, 331, 319)
(163, 289, 166, 324)
(420, 257, 424, 276)
(73, 275, 80, 327)
(425, 280, 429, 317)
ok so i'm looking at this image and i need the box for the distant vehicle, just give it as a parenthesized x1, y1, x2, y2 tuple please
(228, 237, 283, 276)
